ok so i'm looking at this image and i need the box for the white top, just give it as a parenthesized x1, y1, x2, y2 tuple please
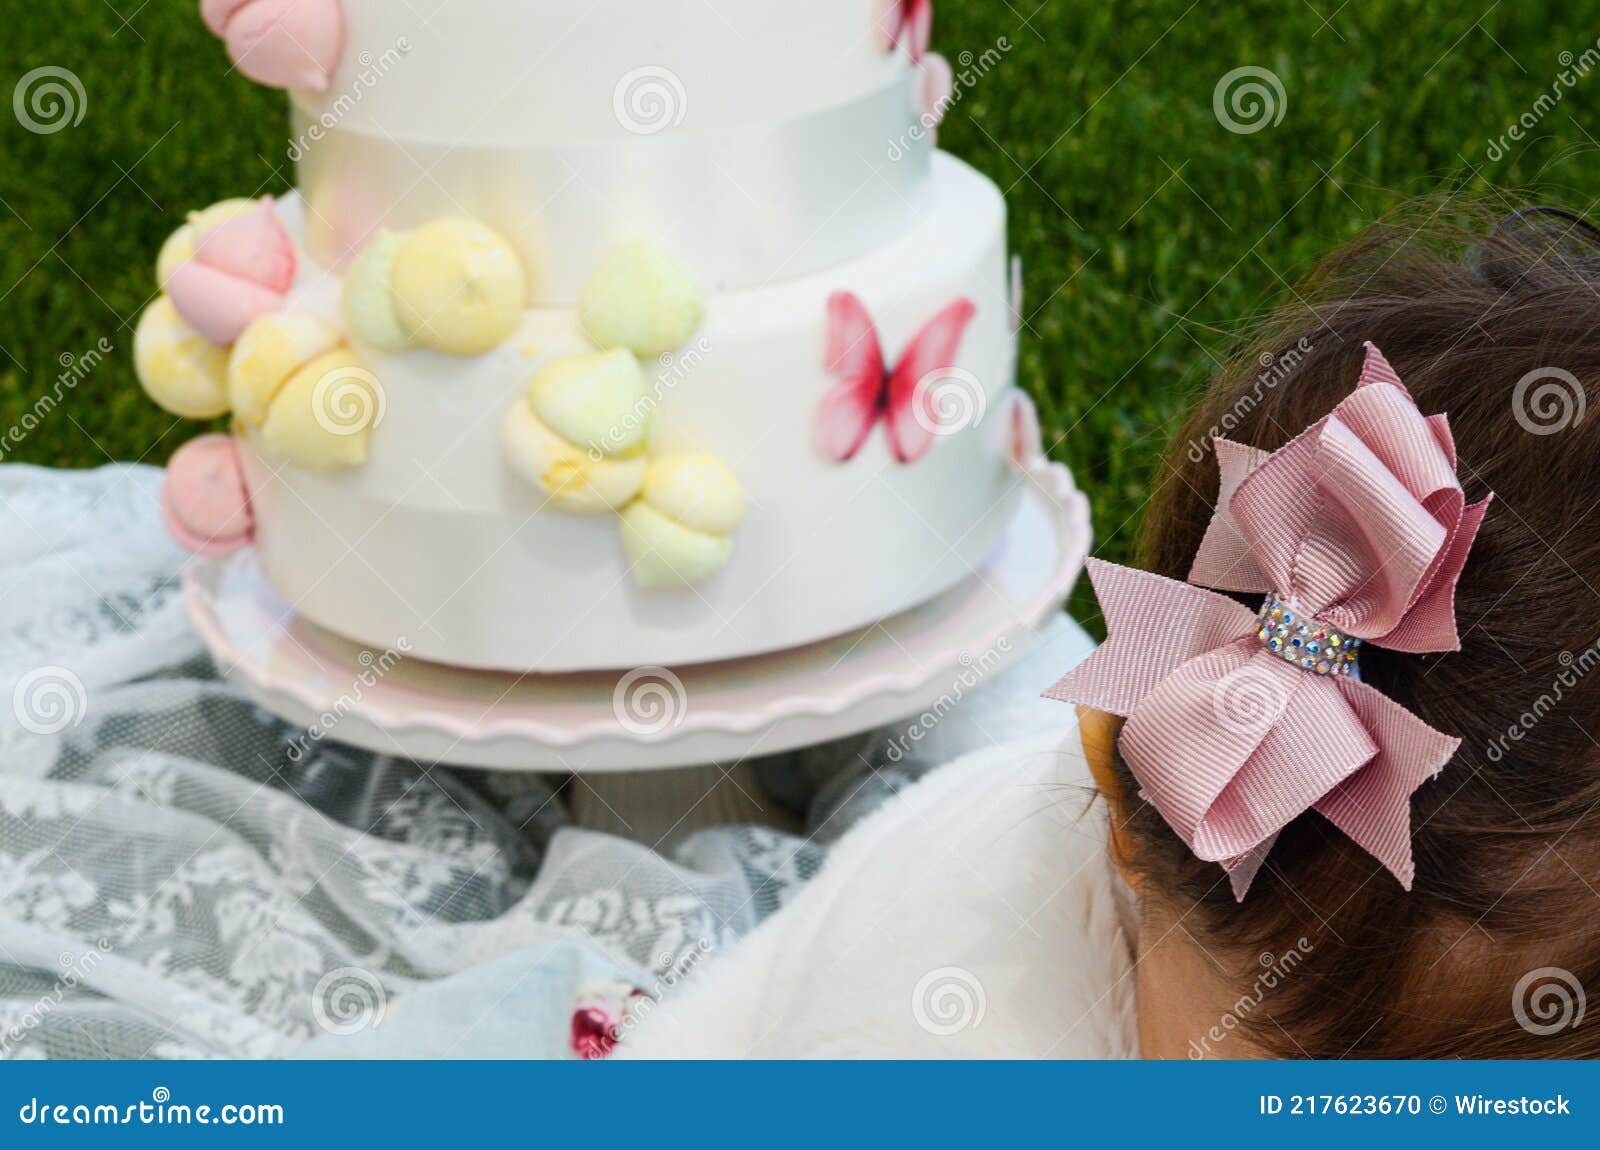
(619, 721, 1141, 1059)
(297, 0, 903, 145)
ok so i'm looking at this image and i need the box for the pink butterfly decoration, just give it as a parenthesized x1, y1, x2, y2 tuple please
(916, 51, 954, 140)
(874, 0, 933, 63)
(1007, 390, 1044, 473)
(1008, 256, 1024, 337)
(815, 291, 976, 465)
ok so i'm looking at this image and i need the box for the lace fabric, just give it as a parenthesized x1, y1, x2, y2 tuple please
(0, 464, 1087, 1060)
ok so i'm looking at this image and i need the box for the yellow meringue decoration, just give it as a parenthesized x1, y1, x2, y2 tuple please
(228, 313, 344, 426)
(134, 298, 232, 419)
(619, 454, 745, 588)
(223, 314, 382, 471)
(578, 241, 706, 359)
(503, 406, 648, 514)
(501, 349, 652, 513)
(374, 219, 528, 357)
(258, 347, 383, 472)
(154, 198, 259, 285)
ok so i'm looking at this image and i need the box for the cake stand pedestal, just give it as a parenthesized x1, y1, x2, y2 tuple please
(182, 461, 1091, 773)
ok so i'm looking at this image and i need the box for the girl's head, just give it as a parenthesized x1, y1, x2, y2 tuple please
(1095, 202, 1600, 1058)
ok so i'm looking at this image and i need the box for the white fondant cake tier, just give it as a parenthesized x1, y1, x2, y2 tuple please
(302, 0, 901, 144)
(293, 1, 933, 298)
(294, 77, 932, 300)
(245, 155, 1020, 672)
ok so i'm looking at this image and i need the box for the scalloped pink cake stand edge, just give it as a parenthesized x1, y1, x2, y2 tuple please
(182, 460, 1091, 771)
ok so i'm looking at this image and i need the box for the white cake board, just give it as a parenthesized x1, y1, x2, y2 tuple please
(183, 462, 1091, 772)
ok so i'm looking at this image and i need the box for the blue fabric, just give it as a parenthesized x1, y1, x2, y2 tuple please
(297, 944, 649, 1060)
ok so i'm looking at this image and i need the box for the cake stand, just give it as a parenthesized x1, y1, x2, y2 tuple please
(182, 460, 1091, 772)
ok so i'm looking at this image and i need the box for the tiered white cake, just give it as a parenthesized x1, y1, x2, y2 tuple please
(139, 0, 1023, 672)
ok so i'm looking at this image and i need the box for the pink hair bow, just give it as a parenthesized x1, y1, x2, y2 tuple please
(1046, 343, 1492, 898)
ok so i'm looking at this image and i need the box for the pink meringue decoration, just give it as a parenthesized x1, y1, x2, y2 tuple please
(200, 0, 345, 93)
(194, 199, 296, 291)
(165, 198, 295, 345)
(161, 434, 254, 557)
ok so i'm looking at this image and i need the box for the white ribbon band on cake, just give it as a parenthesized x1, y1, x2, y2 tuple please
(292, 74, 933, 303)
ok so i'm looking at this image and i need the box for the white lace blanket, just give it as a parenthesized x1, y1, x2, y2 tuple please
(0, 464, 1089, 1059)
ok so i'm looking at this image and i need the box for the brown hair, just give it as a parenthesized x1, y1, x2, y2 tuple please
(1118, 200, 1600, 1058)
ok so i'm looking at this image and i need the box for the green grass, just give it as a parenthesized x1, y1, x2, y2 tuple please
(5, 0, 1600, 627)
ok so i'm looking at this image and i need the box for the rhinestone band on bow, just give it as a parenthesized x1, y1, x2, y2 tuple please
(1255, 593, 1361, 676)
